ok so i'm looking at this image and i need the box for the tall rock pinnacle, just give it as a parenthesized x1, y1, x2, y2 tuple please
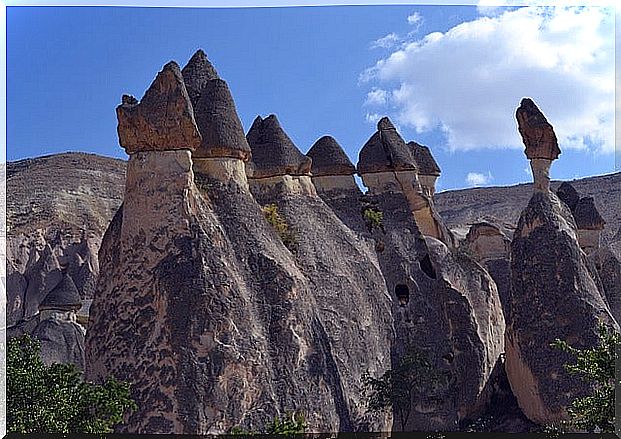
(516, 98, 560, 192)
(180, 49, 219, 107)
(116, 61, 202, 154)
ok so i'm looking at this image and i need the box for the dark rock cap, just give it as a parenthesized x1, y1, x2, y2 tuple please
(192, 79, 251, 160)
(574, 196, 606, 230)
(181, 49, 219, 107)
(556, 182, 580, 212)
(357, 117, 417, 174)
(39, 273, 82, 311)
(515, 98, 560, 160)
(307, 136, 355, 177)
(246, 115, 312, 178)
(116, 61, 202, 153)
(466, 221, 506, 241)
(408, 141, 441, 176)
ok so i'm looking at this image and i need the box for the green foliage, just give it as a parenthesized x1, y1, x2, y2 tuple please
(230, 411, 306, 436)
(549, 323, 620, 433)
(8, 334, 137, 434)
(362, 346, 451, 431)
(262, 203, 297, 251)
(363, 207, 384, 233)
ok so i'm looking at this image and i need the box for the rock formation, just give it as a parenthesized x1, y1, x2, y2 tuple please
(357, 117, 453, 245)
(556, 182, 580, 212)
(515, 98, 560, 192)
(465, 222, 511, 263)
(408, 141, 441, 197)
(307, 135, 358, 194)
(590, 241, 621, 325)
(573, 196, 606, 254)
(506, 98, 616, 425)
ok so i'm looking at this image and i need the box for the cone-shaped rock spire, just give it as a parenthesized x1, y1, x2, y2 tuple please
(408, 141, 441, 176)
(357, 117, 417, 174)
(556, 182, 580, 212)
(39, 272, 82, 311)
(116, 61, 201, 154)
(181, 50, 251, 160)
(246, 115, 312, 178)
(307, 136, 355, 177)
(516, 98, 560, 160)
(181, 49, 219, 107)
(574, 197, 606, 230)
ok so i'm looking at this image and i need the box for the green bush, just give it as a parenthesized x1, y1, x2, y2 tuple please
(230, 411, 307, 436)
(549, 323, 619, 433)
(363, 208, 384, 232)
(262, 204, 297, 251)
(7, 334, 136, 434)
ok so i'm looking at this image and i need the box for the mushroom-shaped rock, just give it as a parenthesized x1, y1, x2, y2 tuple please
(574, 197, 605, 231)
(180, 49, 219, 107)
(465, 221, 511, 262)
(192, 79, 251, 160)
(408, 141, 440, 176)
(116, 61, 202, 154)
(516, 98, 560, 160)
(246, 115, 312, 178)
(39, 273, 82, 312)
(556, 182, 580, 212)
(358, 117, 417, 174)
(307, 136, 355, 177)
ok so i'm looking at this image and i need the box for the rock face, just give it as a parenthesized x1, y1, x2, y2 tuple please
(574, 196, 606, 254)
(515, 98, 560, 192)
(116, 61, 202, 154)
(556, 182, 580, 212)
(590, 241, 621, 324)
(506, 99, 616, 425)
(466, 222, 511, 263)
(246, 115, 312, 179)
(408, 141, 440, 197)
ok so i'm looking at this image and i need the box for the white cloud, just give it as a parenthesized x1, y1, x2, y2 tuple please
(362, 6, 615, 155)
(365, 88, 389, 106)
(407, 11, 423, 28)
(365, 112, 382, 124)
(466, 171, 494, 186)
(370, 33, 401, 49)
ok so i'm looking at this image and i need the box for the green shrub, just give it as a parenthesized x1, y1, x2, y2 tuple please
(230, 411, 307, 436)
(363, 208, 384, 232)
(548, 323, 619, 434)
(7, 334, 136, 434)
(262, 204, 297, 251)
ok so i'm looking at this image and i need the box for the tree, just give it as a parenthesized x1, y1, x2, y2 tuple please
(7, 334, 137, 434)
(230, 411, 307, 436)
(550, 323, 620, 433)
(362, 346, 450, 431)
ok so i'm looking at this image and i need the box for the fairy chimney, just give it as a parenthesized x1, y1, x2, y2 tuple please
(556, 182, 580, 212)
(574, 197, 606, 253)
(357, 117, 450, 243)
(516, 98, 560, 192)
(408, 141, 441, 197)
(246, 115, 315, 196)
(306, 135, 358, 194)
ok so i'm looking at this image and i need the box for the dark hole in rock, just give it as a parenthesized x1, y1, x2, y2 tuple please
(443, 352, 455, 364)
(419, 254, 437, 279)
(375, 240, 385, 253)
(395, 284, 410, 307)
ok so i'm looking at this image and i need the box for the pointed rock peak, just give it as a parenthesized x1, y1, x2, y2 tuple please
(307, 136, 355, 177)
(116, 61, 201, 154)
(181, 49, 220, 106)
(377, 116, 397, 131)
(39, 272, 82, 311)
(574, 196, 605, 230)
(358, 117, 416, 174)
(246, 114, 312, 178)
(556, 182, 580, 212)
(192, 78, 251, 161)
(516, 97, 560, 160)
(408, 141, 441, 176)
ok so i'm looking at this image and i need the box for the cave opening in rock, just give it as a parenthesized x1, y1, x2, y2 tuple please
(395, 284, 410, 307)
(419, 254, 437, 279)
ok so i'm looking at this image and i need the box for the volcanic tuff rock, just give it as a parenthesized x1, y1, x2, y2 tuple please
(182, 50, 251, 160)
(116, 61, 202, 153)
(590, 241, 621, 324)
(307, 136, 356, 177)
(574, 197, 606, 230)
(515, 98, 560, 161)
(506, 99, 616, 425)
(357, 117, 417, 174)
(556, 182, 580, 212)
(246, 115, 312, 178)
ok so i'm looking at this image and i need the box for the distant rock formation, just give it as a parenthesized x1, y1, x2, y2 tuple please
(357, 117, 453, 246)
(506, 98, 616, 425)
(515, 98, 560, 193)
(574, 196, 606, 254)
(408, 141, 441, 197)
(307, 135, 358, 194)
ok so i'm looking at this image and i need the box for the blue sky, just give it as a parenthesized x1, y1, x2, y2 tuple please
(6, 5, 617, 191)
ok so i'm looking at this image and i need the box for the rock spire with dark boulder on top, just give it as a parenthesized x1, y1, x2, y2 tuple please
(307, 135, 355, 177)
(181, 50, 251, 161)
(116, 61, 201, 154)
(39, 272, 82, 312)
(246, 115, 312, 178)
(408, 141, 441, 197)
(358, 117, 417, 174)
(556, 181, 580, 212)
